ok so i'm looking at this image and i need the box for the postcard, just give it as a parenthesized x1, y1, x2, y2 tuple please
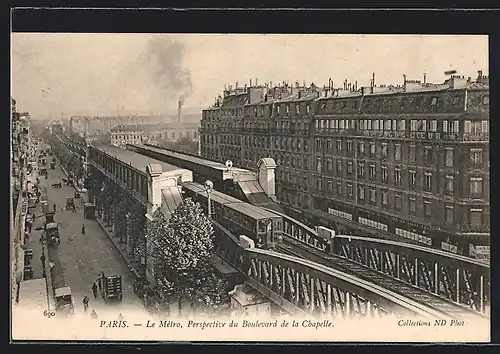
(11, 32, 490, 342)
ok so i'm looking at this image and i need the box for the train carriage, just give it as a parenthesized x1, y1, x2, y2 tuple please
(182, 182, 240, 218)
(181, 182, 282, 249)
(221, 202, 281, 249)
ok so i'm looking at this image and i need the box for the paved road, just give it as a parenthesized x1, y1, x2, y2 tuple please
(41, 150, 147, 319)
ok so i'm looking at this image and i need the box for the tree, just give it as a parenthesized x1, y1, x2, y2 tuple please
(146, 198, 230, 316)
(101, 180, 118, 225)
(113, 194, 130, 242)
(128, 203, 146, 259)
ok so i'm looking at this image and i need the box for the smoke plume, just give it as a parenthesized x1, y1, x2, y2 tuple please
(138, 36, 193, 103)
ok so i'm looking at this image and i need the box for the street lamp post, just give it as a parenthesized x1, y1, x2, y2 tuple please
(204, 180, 214, 219)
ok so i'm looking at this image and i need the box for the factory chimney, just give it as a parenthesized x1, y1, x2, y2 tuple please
(178, 99, 184, 122)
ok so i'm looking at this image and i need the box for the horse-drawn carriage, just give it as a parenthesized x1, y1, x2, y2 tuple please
(54, 287, 74, 316)
(101, 275, 123, 303)
(45, 222, 60, 246)
(84, 203, 95, 219)
(65, 197, 76, 211)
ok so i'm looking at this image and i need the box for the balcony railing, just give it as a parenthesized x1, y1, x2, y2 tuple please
(456, 224, 490, 234)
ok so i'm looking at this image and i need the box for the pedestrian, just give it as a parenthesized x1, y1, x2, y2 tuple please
(97, 276, 102, 292)
(27, 221, 32, 233)
(83, 296, 89, 311)
(92, 283, 98, 299)
(90, 309, 98, 320)
(53, 203, 56, 213)
(40, 253, 46, 267)
(81, 224, 85, 235)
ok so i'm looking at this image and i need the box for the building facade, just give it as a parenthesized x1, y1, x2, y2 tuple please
(11, 98, 32, 302)
(200, 72, 490, 257)
(69, 115, 168, 138)
(110, 122, 200, 146)
(69, 113, 202, 139)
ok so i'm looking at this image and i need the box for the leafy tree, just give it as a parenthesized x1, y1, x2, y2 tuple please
(113, 194, 130, 242)
(101, 180, 118, 225)
(133, 236, 147, 266)
(146, 198, 230, 316)
(128, 203, 146, 257)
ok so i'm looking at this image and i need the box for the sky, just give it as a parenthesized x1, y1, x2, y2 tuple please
(11, 34, 489, 119)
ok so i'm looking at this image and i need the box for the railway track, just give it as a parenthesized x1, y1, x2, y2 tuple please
(278, 237, 487, 321)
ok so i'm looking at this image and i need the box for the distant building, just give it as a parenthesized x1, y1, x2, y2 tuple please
(200, 71, 490, 258)
(110, 122, 200, 146)
(229, 284, 271, 318)
(69, 112, 201, 139)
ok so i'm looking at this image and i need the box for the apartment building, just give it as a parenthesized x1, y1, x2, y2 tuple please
(199, 72, 490, 256)
(110, 122, 200, 146)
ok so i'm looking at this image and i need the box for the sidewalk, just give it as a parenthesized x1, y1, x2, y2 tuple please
(95, 217, 142, 279)
(23, 156, 56, 311)
(55, 153, 143, 280)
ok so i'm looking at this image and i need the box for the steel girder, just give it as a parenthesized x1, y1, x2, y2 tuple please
(212, 221, 450, 320)
(278, 215, 489, 314)
(331, 237, 490, 314)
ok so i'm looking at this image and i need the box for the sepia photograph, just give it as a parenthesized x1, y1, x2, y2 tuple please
(10, 33, 490, 342)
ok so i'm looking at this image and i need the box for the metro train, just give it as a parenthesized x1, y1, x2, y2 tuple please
(181, 182, 283, 249)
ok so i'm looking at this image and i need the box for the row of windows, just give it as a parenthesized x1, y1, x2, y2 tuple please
(204, 118, 489, 137)
(280, 183, 487, 231)
(310, 173, 485, 198)
(320, 185, 485, 227)
(310, 146, 482, 170)
(112, 134, 142, 141)
(113, 130, 198, 141)
(204, 134, 485, 169)
(206, 145, 486, 191)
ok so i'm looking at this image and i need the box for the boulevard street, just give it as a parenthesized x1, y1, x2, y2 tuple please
(41, 153, 147, 318)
